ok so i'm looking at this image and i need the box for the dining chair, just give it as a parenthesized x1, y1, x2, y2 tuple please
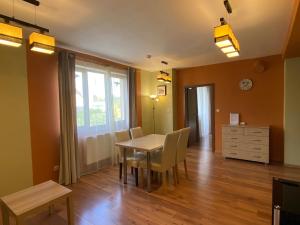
(176, 127, 191, 183)
(114, 130, 144, 186)
(130, 127, 144, 139)
(140, 130, 180, 189)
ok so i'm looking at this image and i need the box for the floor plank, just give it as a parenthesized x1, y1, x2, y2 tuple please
(1, 147, 300, 225)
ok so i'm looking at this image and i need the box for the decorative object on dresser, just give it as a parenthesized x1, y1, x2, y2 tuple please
(222, 125, 270, 163)
(230, 112, 239, 125)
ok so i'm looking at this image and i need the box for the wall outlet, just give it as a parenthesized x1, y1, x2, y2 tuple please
(53, 165, 59, 172)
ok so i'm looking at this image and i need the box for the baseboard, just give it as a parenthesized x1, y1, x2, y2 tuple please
(284, 163, 300, 168)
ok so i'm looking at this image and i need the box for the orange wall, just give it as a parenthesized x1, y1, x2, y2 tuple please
(176, 55, 284, 163)
(26, 48, 60, 184)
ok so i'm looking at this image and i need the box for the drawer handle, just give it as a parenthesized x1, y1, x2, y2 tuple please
(252, 131, 262, 134)
(229, 152, 237, 155)
(253, 140, 262, 142)
(253, 148, 261, 150)
(231, 145, 238, 148)
(231, 138, 238, 140)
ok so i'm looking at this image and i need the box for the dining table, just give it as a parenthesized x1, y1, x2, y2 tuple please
(115, 134, 165, 192)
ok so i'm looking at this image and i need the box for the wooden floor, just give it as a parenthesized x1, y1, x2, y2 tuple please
(2, 147, 300, 225)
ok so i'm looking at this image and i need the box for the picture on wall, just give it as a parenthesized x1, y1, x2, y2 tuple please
(157, 85, 167, 96)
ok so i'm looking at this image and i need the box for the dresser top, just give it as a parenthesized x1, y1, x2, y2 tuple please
(222, 124, 270, 129)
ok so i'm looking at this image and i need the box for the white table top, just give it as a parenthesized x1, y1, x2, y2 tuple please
(115, 134, 165, 152)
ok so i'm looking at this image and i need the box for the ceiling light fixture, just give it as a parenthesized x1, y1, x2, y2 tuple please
(0, 22, 23, 47)
(29, 32, 55, 54)
(157, 61, 172, 83)
(214, 0, 240, 58)
(0, 0, 56, 54)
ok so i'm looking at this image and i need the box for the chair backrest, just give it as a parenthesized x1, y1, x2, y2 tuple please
(130, 127, 144, 139)
(161, 131, 180, 170)
(114, 130, 130, 162)
(177, 127, 191, 163)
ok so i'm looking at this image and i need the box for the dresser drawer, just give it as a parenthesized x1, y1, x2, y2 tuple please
(247, 152, 269, 163)
(245, 136, 269, 145)
(245, 144, 268, 153)
(222, 126, 244, 135)
(223, 151, 240, 158)
(223, 142, 244, 151)
(223, 135, 244, 143)
(245, 128, 269, 137)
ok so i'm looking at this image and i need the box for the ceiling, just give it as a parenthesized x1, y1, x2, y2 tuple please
(0, 0, 294, 71)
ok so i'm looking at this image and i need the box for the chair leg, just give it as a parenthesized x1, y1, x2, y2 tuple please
(158, 172, 162, 184)
(175, 164, 179, 184)
(166, 170, 170, 184)
(172, 166, 177, 186)
(135, 168, 139, 187)
(119, 163, 123, 180)
(162, 172, 167, 190)
(140, 168, 144, 188)
(131, 167, 134, 175)
(184, 159, 188, 179)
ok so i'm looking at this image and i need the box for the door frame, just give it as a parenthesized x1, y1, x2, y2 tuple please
(184, 83, 215, 152)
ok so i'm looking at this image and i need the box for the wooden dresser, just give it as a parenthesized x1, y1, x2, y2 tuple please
(222, 125, 270, 163)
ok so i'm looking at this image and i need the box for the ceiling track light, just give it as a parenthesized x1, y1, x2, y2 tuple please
(0, 22, 23, 47)
(0, 12, 55, 54)
(224, 0, 232, 14)
(29, 32, 55, 54)
(23, 0, 40, 6)
(214, 0, 240, 58)
(0, 14, 49, 33)
(157, 61, 172, 84)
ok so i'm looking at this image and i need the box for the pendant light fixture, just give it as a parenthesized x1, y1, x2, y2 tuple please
(0, 22, 23, 47)
(0, 0, 55, 54)
(29, 2, 55, 54)
(29, 32, 55, 54)
(214, 0, 240, 58)
(157, 61, 172, 84)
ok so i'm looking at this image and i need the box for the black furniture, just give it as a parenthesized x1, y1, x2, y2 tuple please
(272, 177, 300, 225)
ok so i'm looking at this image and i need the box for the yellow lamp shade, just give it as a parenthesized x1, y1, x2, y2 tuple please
(214, 24, 240, 52)
(164, 75, 172, 83)
(0, 23, 23, 47)
(29, 32, 55, 54)
(157, 73, 165, 82)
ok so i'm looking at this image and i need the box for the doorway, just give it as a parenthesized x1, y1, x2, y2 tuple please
(185, 84, 214, 151)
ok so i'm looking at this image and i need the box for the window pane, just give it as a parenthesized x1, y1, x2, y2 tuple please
(112, 77, 123, 121)
(88, 72, 106, 126)
(75, 71, 84, 127)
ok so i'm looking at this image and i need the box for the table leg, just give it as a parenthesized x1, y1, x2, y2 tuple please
(123, 148, 127, 184)
(147, 152, 151, 192)
(48, 204, 54, 215)
(66, 196, 74, 225)
(1, 204, 9, 225)
(15, 217, 22, 225)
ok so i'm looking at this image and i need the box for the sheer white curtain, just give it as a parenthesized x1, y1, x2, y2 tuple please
(197, 86, 211, 138)
(75, 60, 129, 175)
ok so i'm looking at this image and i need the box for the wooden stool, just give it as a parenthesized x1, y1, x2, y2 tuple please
(0, 180, 73, 225)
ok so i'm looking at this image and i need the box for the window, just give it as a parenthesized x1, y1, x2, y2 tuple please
(75, 63, 129, 135)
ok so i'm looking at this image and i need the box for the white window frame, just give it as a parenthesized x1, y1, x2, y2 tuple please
(75, 64, 129, 136)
